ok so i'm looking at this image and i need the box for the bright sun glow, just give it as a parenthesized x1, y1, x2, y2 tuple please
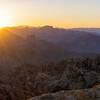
(0, 11, 13, 28)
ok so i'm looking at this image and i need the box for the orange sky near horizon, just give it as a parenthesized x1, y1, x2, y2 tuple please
(0, 0, 100, 28)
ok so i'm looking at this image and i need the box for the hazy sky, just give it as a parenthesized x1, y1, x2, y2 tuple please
(0, 0, 100, 28)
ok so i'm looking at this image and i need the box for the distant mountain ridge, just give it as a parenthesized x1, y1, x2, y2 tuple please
(0, 26, 100, 69)
(74, 28, 100, 35)
(11, 26, 100, 53)
(0, 29, 68, 70)
(3, 26, 100, 53)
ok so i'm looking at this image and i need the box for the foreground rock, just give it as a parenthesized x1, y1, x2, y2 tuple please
(0, 57, 100, 100)
(29, 84, 100, 100)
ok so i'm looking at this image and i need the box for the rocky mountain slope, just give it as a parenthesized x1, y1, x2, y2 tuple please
(0, 57, 99, 100)
(0, 27, 100, 100)
(29, 84, 100, 100)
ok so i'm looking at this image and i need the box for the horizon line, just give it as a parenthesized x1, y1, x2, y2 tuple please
(1, 25, 100, 29)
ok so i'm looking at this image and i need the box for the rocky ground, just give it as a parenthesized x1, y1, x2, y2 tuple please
(29, 84, 100, 100)
(0, 57, 100, 100)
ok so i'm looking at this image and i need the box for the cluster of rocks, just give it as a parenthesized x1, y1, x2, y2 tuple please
(29, 84, 100, 100)
(0, 58, 100, 100)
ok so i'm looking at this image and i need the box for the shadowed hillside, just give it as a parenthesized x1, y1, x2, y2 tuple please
(0, 29, 68, 71)
(4, 26, 100, 53)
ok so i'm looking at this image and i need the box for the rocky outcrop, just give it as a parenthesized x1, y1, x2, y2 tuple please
(29, 84, 100, 100)
(31, 63, 100, 95)
(0, 58, 99, 100)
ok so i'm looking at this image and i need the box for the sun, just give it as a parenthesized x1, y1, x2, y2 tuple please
(0, 11, 13, 28)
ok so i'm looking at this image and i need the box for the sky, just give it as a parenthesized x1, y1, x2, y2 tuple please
(0, 0, 100, 28)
